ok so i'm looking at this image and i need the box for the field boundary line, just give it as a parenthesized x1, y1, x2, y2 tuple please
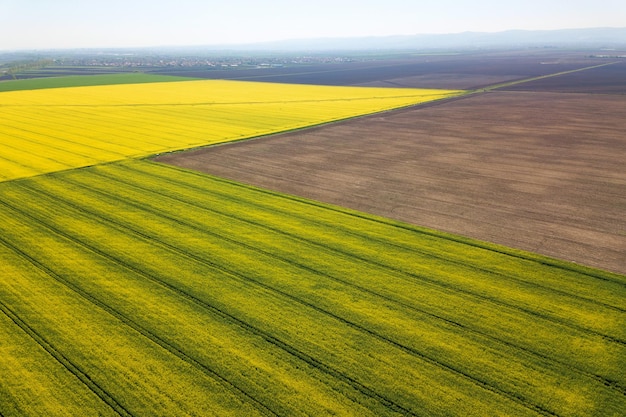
(0, 186, 420, 417)
(147, 63, 620, 165)
(98, 165, 626, 393)
(482, 61, 621, 92)
(0, 94, 461, 109)
(91, 162, 626, 345)
(0, 73, 198, 93)
(106, 162, 626, 324)
(0, 86, 464, 184)
(145, 91, 468, 158)
(168, 162, 624, 283)
(121, 162, 626, 314)
(230, 148, 623, 229)
(136, 162, 626, 312)
(16, 175, 573, 415)
(71, 166, 626, 396)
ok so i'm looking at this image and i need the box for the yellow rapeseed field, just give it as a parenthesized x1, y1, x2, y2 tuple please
(1, 78, 624, 416)
(0, 80, 461, 181)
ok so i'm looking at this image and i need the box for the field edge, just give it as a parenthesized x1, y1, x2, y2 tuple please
(0, 73, 200, 92)
(149, 159, 625, 281)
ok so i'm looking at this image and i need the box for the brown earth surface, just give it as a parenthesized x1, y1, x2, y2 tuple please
(156, 91, 626, 275)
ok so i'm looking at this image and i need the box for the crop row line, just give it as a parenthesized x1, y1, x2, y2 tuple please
(0, 140, 76, 174)
(185, 161, 623, 284)
(47, 163, 626, 397)
(1, 108, 173, 152)
(0, 200, 285, 417)
(0, 119, 115, 161)
(0, 95, 451, 109)
(17, 177, 560, 416)
(89, 165, 626, 394)
(0, 188, 420, 417)
(70, 167, 626, 395)
(141, 160, 626, 291)
(5, 103, 238, 153)
(130, 161, 626, 312)
(0, 153, 38, 175)
(108, 163, 626, 339)
(0, 238, 133, 417)
(19, 104, 224, 147)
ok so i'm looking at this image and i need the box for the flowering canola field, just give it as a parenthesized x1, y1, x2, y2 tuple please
(1, 79, 624, 416)
(1, 159, 624, 416)
(0, 79, 461, 181)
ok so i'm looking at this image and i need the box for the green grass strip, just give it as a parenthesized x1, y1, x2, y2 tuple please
(0, 73, 196, 92)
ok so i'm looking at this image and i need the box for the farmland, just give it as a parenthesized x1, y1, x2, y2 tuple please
(0, 79, 460, 182)
(158, 63, 626, 275)
(0, 73, 195, 92)
(1, 159, 625, 416)
(501, 60, 626, 94)
(154, 49, 618, 89)
(1, 51, 625, 416)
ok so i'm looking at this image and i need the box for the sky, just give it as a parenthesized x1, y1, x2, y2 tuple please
(1, 0, 625, 50)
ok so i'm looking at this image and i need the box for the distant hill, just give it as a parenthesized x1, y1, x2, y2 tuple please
(213, 27, 626, 51)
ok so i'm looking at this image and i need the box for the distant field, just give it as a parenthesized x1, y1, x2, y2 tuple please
(153, 51, 617, 89)
(1, 159, 624, 416)
(0, 79, 461, 181)
(2, 55, 624, 417)
(501, 61, 626, 94)
(0, 73, 195, 92)
(158, 90, 626, 275)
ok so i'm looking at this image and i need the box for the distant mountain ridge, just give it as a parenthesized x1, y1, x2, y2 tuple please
(214, 27, 626, 51)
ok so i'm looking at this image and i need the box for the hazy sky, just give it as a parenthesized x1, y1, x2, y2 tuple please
(1, 0, 625, 50)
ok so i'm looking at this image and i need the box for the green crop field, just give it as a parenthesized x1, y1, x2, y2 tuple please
(0, 77, 624, 416)
(1, 159, 624, 416)
(0, 73, 195, 92)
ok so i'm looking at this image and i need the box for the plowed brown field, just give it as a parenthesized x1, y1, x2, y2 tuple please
(156, 91, 626, 274)
(502, 61, 626, 94)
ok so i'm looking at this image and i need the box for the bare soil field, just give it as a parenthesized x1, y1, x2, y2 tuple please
(156, 91, 626, 275)
(354, 73, 522, 90)
(156, 50, 614, 89)
(502, 60, 626, 94)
